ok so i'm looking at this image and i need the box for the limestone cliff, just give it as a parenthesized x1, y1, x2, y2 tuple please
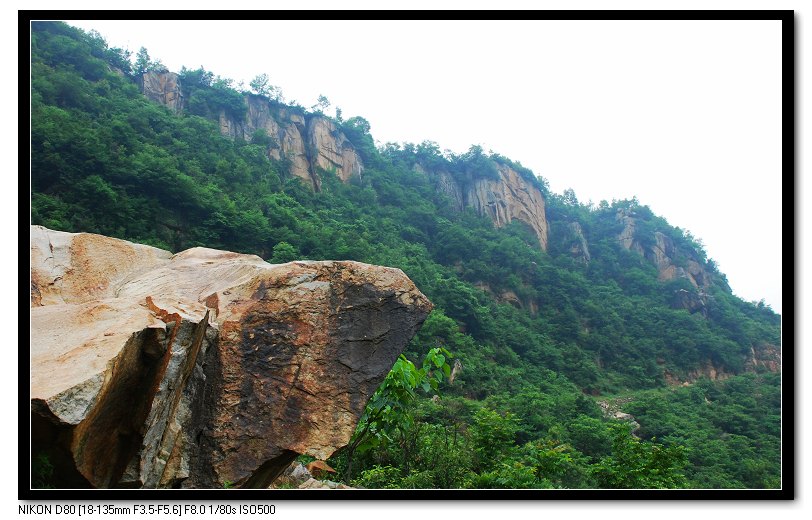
(140, 73, 363, 190)
(141, 71, 184, 114)
(465, 164, 549, 251)
(30, 226, 431, 489)
(419, 162, 548, 251)
(307, 117, 364, 183)
(616, 208, 715, 316)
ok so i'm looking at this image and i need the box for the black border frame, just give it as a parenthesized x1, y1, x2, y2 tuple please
(20, 9, 794, 501)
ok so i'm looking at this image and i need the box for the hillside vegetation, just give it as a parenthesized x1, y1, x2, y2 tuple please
(30, 22, 782, 489)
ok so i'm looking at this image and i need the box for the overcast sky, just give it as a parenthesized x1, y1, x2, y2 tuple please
(65, 18, 783, 314)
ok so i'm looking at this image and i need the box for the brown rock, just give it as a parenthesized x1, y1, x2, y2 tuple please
(308, 117, 363, 183)
(465, 164, 548, 251)
(30, 226, 431, 489)
(616, 211, 712, 290)
(140, 77, 363, 191)
(305, 460, 337, 479)
(567, 221, 591, 264)
(141, 71, 184, 113)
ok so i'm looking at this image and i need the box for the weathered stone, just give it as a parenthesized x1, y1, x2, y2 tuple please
(745, 343, 781, 373)
(616, 208, 645, 256)
(305, 460, 337, 479)
(139, 74, 362, 191)
(671, 288, 708, 316)
(141, 71, 184, 113)
(269, 461, 312, 488)
(30, 226, 431, 489)
(308, 117, 363, 182)
(616, 211, 712, 290)
(568, 221, 591, 264)
(298, 477, 352, 489)
(435, 170, 465, 212)
(464, 164, 548, 251)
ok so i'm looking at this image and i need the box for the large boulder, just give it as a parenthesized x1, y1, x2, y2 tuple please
(30, 226, 432, 489)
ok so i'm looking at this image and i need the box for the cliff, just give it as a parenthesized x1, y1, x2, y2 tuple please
(662, 342, 781, 386)
(616, 207, 711, 289)
(30, 226, 431, 488)
(141, 70, 184, 114)
(141, 72, 363, 190)
(615, 208, 715, 316)
(416, 162, 549, 251)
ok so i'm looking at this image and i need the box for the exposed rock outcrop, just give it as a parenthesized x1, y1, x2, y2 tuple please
(30, 226, 431, 489)
(671, 288, 709, 316)
(616, 208, 645, 257)
(598, 399, 641, 437)
(308, 118, 363, 183)
(463, 164, 548, 251)
(616, 208, 712, 293)
(432, 169, 465, 212)
(473, 281, 537, 315)
(141, 71, 184, 114)
(662, 342, 781, 386)
(140, 73, 362, 190)
(745, 343, 781, 373)
(663, 361, 730, 386)
(567, 221, 591, 264)
(420, 162, 548, 251)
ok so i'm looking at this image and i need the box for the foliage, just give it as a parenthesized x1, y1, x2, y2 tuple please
(340, 347, 453, 482)
(590, 423, 688, 488)
(32, 453, 55, 489)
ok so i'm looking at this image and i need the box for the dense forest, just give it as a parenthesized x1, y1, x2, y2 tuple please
(29, 21, 782, 489)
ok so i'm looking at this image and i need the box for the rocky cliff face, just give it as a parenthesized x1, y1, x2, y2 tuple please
(419, 163, 549, 251)
(465, 164, 548, 251)
(141, 71, 184, 114)
(660, 342, 780, 387)
(616, 208, 714, 316)
(141, 73, 363, 190)
(567, 221, 591, 264)
(30, 226, 431, 489)
(308, 117, 364, 183)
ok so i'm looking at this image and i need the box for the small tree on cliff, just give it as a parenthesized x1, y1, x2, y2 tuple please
(249, 73, 284, 102)
(311, 95, 330, 114)
(132, 47, 164, 76)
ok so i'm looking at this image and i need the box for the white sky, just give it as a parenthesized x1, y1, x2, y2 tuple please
(65, 18, 784, 314)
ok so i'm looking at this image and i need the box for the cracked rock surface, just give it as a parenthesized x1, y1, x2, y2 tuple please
(30, 226, 432, 489)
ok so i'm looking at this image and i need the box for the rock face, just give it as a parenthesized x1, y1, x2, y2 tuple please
(616, 208, 712, 292)
(616, 208, 645, 257)
(567, 222, 591, 264)
(30, 226, 432, 489)
(419, 163, 549, 251)
(465, 164, 548, 251)
(140, 74, 362, 190)
(307, 117, 363, 183)
(141, 71, 184, 114)
(661, 342, 781, 386)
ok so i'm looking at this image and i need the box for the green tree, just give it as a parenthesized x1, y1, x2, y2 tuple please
(470, 407, 520, 471)
(269, 241, 299, 263)
(591, 423, 688, 488)
(341, 347, 452, 483)
(312, 94, 330, 114)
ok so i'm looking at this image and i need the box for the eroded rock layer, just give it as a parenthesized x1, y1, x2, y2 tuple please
(141, 73, 363, 189)
(30, 226, 431, 489)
